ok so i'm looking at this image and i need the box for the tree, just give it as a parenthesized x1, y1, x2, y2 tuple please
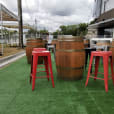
(60, 25, 67, 35)
(28, 28, 37, 34)
(53, 30, 62, 39)
(39, 29, 49, 35)
(78, 23, 88, 36)
(57, 23, 88, 36)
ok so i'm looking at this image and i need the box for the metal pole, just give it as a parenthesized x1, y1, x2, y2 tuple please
(39, 31, 40, 38)
(18, 0, 24, 48)
(9, 31, 10, 45)
(35, 18, 37, 38)
(0, 5, 3, 55)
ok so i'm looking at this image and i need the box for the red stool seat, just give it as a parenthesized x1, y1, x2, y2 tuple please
(85, 51, 114, 92)
(33, 48, 46, 52)
(30, 48, 47, 83)
(30, 50, 55, 91)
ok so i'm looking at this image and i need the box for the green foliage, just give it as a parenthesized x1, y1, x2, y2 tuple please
(53, 30, 62, 39)
(78, 23, 88, 36)
(39, 29, 49, 35)
(0, 29, 9, 34)
(53, 23, 88, 36)
(90, 19, 97, 24)
(60, 25, 78, 36)
(27, 28, 37, 34)
(27, 28, 49, 35)
(0, 29, 18, 36)
(9, 30, 18, 35)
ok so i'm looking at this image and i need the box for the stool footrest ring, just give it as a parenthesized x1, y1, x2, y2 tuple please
(89, 76, 104, 80)
(37, 71, 47, 73)
(35, 76, 51, 79)
(91, 72, 112, 76)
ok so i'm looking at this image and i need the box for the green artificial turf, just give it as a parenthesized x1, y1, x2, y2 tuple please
(0, 54, 114, 114)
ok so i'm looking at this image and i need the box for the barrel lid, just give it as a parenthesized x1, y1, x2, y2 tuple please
(58, 35, 83, 41)
(27, 38, 42, 41)
(52, 39, 57, 41)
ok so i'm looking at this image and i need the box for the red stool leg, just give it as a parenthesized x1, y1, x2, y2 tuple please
(48, 54, 55, 88)
(30, 55, 33, 84)
(85, 54, 94, 86)
(103, 55, 108, 92)
(32, 54, 38, 91)
(94, 56, 100, 80)
(44, 56, 49, 81)
(110, 56, 114, 85)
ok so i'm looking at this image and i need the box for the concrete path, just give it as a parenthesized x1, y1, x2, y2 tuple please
(0, 51, 26, 68)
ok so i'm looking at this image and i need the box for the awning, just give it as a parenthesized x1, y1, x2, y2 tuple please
(0, 3, 18, 21)
(2, 23, 33, 29)
(0, 4, 18, 55)
(88, 18, 114, 29)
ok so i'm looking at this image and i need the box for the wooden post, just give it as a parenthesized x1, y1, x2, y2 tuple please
(18, 0, 24, 48)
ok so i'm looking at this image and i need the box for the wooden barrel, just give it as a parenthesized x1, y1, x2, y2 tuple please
(26, 38, 44, 64)
(52, 39, 58, 44)
(56, 36, 85, 80)
(43, 39, 48, 48)
(51, 39, 58, 49)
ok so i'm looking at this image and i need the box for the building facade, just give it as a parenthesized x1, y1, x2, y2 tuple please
(89, 0, 114, 38)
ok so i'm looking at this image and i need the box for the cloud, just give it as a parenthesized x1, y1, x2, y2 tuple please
(41, 0, 94, 17)
(0, 0, 94, 32)
(41, 0, 76, 16)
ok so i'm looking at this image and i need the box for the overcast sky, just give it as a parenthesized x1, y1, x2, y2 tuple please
(0, 0, 94, 32)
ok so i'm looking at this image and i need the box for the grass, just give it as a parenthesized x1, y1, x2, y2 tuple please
(0, 54, 114, 114)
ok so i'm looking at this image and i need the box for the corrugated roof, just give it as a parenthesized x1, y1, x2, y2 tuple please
(0, 4, 18, 21)
(2, 23, 33, 29)
(88, 18, 114, 29)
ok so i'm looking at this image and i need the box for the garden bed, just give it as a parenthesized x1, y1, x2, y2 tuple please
(0, 47, 25, 58)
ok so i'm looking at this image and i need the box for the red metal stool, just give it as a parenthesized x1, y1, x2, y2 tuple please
(30, 48, 47, 83)
(31, 50, 55, 91)
(33, 48, 46, 52)
(85, 51, 114, 92)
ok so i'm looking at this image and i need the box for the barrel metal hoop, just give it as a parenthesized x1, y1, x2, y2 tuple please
(27, 45, 43, 47)
(57, 74, 83, 80)
(58, 40, 83, 42)
(56, 49, 84, 52)
(56, 66, 84, 70)
(111, 46, 114, 48)
(27, 41, 42, 43)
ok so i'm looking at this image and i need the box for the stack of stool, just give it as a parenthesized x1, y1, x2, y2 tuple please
(85, 51, 114, 92)
(30, 48, 55, 91)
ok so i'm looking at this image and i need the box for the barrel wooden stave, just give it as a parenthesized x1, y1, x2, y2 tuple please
(43, 39, 48, 48)
(56, 51, 85, 80)
(26, 39, 44, 64)
(52, 39, 58, 45)
(56, 37, 85, 80)
(110, 40, 114, 64)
